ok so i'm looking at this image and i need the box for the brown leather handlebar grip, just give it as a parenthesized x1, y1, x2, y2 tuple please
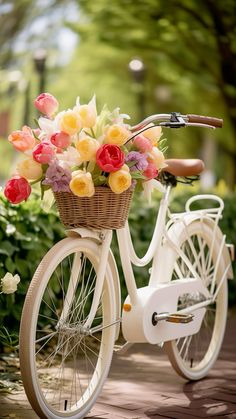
(187, 114, 223, 128)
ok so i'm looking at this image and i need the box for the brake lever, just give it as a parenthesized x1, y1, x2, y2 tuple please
(160, 121, 186, 128)
(160, 112, 186, 128)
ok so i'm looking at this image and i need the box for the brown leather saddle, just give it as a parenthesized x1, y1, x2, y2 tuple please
(163, 159, 204, 177)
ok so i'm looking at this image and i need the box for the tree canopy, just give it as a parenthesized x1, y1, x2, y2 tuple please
(68, 0, 236, 183)
(1, 0, 235, 184)
(74, 0, 236, 125)
(0, 0, 71, 68)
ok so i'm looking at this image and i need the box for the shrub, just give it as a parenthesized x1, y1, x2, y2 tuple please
(0, 194, 65, 350)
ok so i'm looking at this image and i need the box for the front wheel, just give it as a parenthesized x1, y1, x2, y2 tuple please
(20, 237, 116, 418)
(165, 221, 228, 380)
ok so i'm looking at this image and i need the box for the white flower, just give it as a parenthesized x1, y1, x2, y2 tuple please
(57, 146, 82, 168)
(1, 273, 20, 294)
(38, 117, 60, 142)
(110, 107, 130, 124)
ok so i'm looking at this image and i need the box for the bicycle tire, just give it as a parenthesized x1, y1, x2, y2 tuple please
(20, 237, 116, 418)
(165, 221, 228, 380)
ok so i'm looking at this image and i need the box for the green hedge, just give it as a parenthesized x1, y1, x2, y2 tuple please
(0, 186, 235, 349)
(0, 194, 65, 349)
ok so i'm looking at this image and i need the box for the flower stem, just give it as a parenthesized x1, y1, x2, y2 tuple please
(30, 177, 43, 185)
(90, 127, 96, 138)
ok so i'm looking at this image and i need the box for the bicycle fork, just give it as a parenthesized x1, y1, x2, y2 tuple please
(57, 230, 113, 332)
(82, 230, 113, 330)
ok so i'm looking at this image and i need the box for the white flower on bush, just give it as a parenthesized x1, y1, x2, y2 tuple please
(1, 272, 20, 294)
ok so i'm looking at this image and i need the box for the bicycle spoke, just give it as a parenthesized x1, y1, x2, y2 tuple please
(20, 237, 115, 418)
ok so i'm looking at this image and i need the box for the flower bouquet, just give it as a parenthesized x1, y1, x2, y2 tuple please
(4, 93, 166, 229)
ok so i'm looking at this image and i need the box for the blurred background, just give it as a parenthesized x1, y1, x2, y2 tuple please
(0, 0, 236, 350)
(0, 0, 236, 188)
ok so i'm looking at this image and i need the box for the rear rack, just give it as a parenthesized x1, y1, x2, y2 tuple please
(185, 194, 224, 220)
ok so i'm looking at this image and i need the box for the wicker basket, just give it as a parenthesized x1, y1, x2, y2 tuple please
(54, 187, 133, 230)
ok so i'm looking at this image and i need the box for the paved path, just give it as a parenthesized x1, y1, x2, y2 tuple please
(1, 314, 236, 419)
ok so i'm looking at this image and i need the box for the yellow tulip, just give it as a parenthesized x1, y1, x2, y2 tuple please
(120, 164, 130, 172)
(74, 95, 97, 128)
(17, 158, 42, 180)
(105, 124, 131, 146)
(59, 111, 82, 135)
(75, 136, 99, 161)
(70, 170, 95, 197)
(108, 168, 132, 194)
(148, 147, 167, 170)
(76, 105, 97, 128)
(143, 126, 162, 146)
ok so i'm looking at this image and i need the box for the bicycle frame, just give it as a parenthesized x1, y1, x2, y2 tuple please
(118, 186, 233, 344)
(116, 180, 171, 305)
(70, 178, 233, 343)
(20, 111, 235, 418)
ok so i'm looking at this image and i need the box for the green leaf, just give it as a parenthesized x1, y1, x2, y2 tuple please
(37, 218, 54, 240)
(0, 215, 8, 225)
(134, 180, 144, 192)
(126, 160, 137, 168)
(40, 182, 50, 200)
(93, 175, 107, 186)
(161, 146, 168, 153)
(32, 130, 40, 140)
(14, 255, 29, 277)
(131, 171, 146, 180)
(0, 241, 19, 257)
(33, 118, 40, 128)
(5, 257, 16, 273)
(158, 138, 167, 146)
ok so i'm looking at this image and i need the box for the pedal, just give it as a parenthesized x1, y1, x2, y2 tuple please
(151, 311, 194, 325)
(166, 313, 194, 323)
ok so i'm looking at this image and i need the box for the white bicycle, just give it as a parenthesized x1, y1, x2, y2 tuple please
(19, 112, 234, 419)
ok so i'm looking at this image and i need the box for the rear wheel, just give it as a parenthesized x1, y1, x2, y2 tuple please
(165, 221, 228, 380)
(20, 237, 116, 418)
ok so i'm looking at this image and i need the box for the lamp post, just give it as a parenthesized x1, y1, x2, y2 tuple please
(128, 58, 146, 121)
(33, 49, 47, 95)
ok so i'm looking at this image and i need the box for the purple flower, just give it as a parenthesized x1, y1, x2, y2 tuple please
(43, 160, 72, 192)
(125, 151, 148, 171)
(131, 179, 137, 190)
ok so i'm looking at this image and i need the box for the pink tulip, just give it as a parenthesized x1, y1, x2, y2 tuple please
(4, 176, 31, 204)
(8, 126, 36, 152)
(50, 131, 71, 148)
(34, 93, 59, 117)
(32, 141, 55, 164)
(144, 162, 158, 180)
(133, 134, 152, 153)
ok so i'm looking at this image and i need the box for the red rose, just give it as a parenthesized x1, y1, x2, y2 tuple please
(96, 144, 125, 172)
(4, 176, 31, 204)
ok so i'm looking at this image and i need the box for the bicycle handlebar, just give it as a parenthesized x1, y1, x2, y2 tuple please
(131, 112, 223, 131)
(187, 114, 223, 128)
